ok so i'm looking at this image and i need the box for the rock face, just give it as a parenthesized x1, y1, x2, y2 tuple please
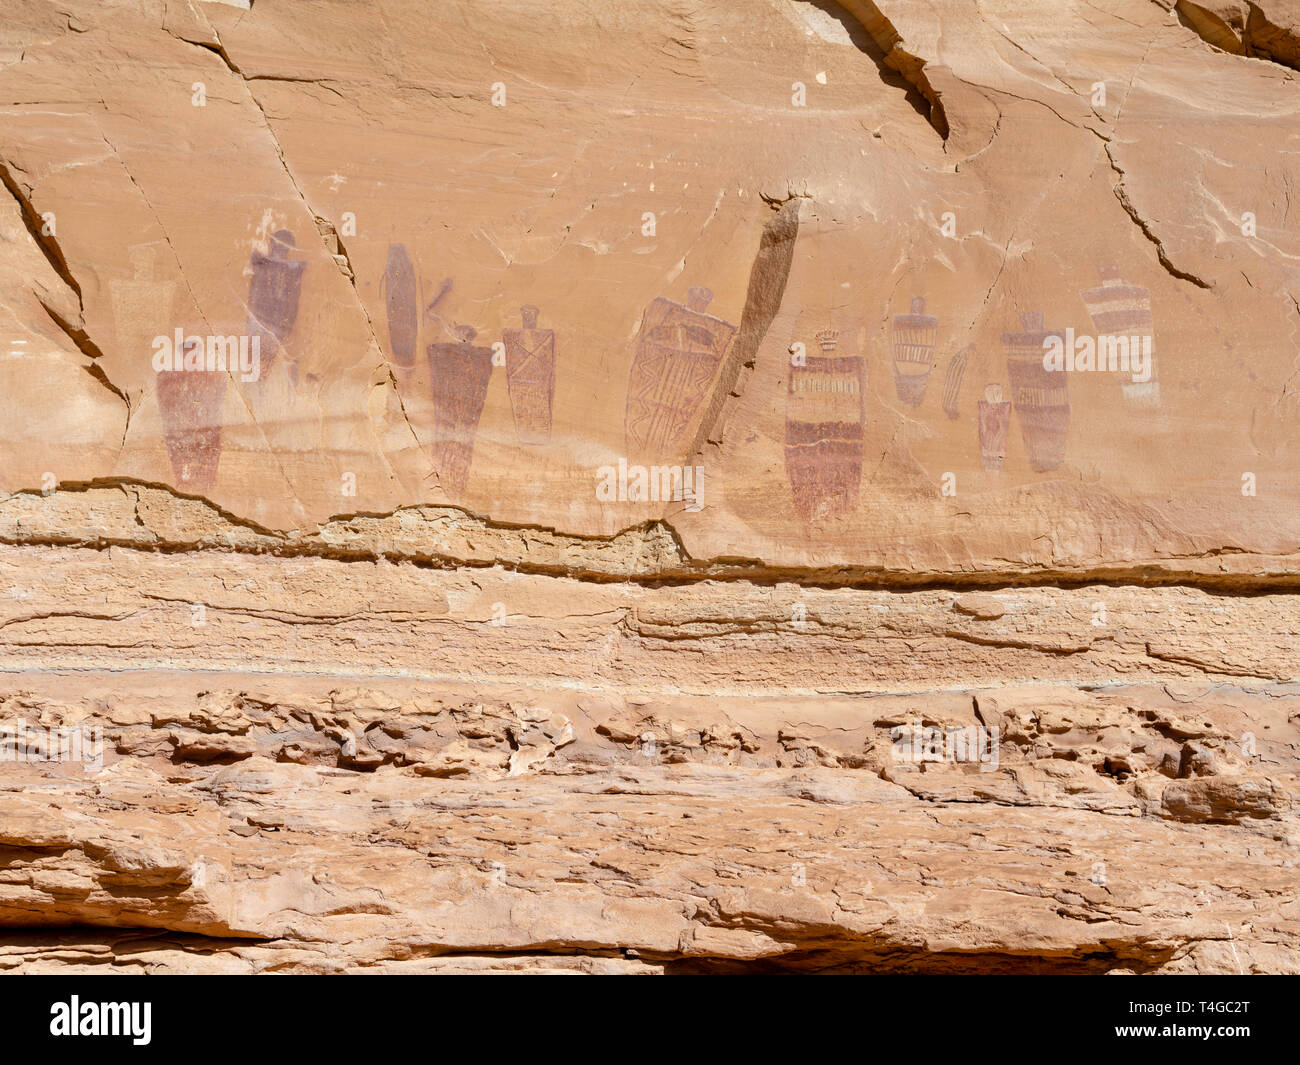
(0, 0, 1297, 973)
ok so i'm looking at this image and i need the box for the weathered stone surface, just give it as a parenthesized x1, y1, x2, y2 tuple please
(0, 549, 1295, 972)
(1, 0, 1297, 560)
(0, 0, 1298, 973)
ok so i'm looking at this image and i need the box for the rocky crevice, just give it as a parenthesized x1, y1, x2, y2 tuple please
(688, 198, 801, 458)
(1165, 0, 1300, 71)
(836, 0, 951, 137)
(2, 483, 1298, 591)
(1, 682, 1292, 973)
(1104, 144, 1215, 289)
(0, 159, 84, 309)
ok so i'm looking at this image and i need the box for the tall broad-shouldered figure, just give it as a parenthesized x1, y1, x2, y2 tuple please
(941, 344, 971, 420)
(1080, 265, 1159, 405)
(381, 242, 419, 382)
(111, 245, 175, 368)
(891, 296, 938, 406)
(1003, 311, 1069, 473)
(976, 382, 1011, 472)
(246, 229, 306, 379)
(784, 327, 866, 524)
(156, 338, 228, 493)
(427, 324, 494, 497)
(502, 305, 556, 446)
(624, 286, 736, 457)
(112, 247, 225, 490)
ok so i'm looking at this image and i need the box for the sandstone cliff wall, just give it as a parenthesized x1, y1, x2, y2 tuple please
(0, 0, 1296, 973)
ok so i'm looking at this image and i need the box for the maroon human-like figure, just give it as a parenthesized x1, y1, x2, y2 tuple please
(624, 286, 736, 457)
(976, 382, 1011, 472)
(381, 242, 418, 380)
(427, 324, 494, 496)
(246, 228, 305, 381)
(941, 344, 972, 420)
(1080, 265, 1159, 405)
(156, 337, 228, 493)
(1002, 311, 1070, 473)
(502, 305, 556, 446)
(891, 296, 938, 406)
(784, 327, 866, 524)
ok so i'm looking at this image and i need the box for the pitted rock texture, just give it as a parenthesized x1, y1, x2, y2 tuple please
(1, 0, 1298, 973)
(0, 553, 1296, 973)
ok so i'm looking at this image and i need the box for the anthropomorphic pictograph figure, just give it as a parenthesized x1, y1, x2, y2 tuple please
(427, 324, 494, 496)
(624, 286, 736, 457)
(784, 327, 866, 524)
(246, 228, 306, 381)
(1003, 311, 1070, 473)
(502, 305, 556, 446)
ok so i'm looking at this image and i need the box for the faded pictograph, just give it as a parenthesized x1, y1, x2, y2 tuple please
(941, 344, 971, 420)
(502, 305, 556, 446)
(1003, 311, 1069, 473)
(785, 328, 866, 524)
(891, 296, 937, 406)
(115, 245, 226, 493)
(111, 245, 176, 357)
(427, 324, 493, 497)
(156, 337, 228, 493)
(381, 242, 419, 380)
(1080, 266, 1159, 404)
(976, 382, 1011, 472)
(246, 229, 305, 380)
(625, 286, 736, 456)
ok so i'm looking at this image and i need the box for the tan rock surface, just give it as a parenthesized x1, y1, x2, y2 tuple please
(0, 0, 1298, 973)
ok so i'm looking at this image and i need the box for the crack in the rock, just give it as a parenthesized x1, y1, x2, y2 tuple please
(1164, 0, 1300, 71)
(0, 157, 83, 308)
(940, 629, 1093, 655)
(835, 0, 950, 138)
(687, 197, 800, 460)
(983, 15, 1080, 97)
(954, 92, 1003, 169)
(1, 479, 1300, 593)
(1144, 642, 1284, 681)
(0, 146, 132, 452)
(36, 300, 132, 460)
(244, 74, 347, 99)
(1105, 144, 1214, 289)
(177, 28, 429, 473)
